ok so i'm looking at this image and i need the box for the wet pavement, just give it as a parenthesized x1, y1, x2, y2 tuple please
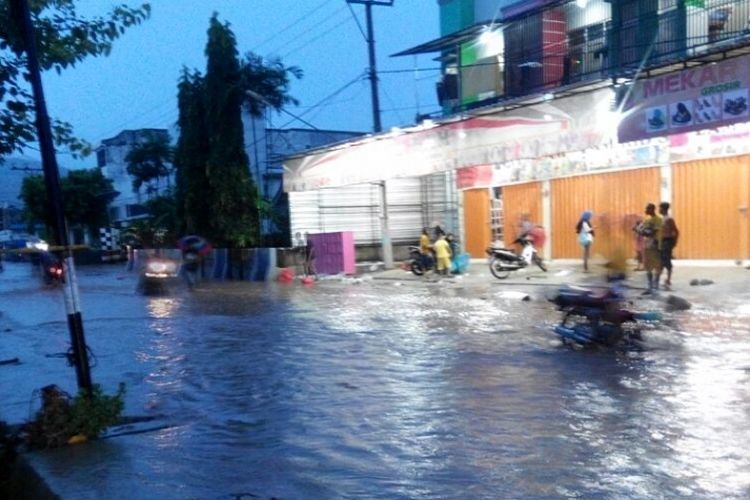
(1, 259, 750, 499)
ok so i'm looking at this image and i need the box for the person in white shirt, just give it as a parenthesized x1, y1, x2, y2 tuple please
(576, 210, 594, 272)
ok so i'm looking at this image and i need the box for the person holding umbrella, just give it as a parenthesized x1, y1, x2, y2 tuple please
(178, 235, 211, 289)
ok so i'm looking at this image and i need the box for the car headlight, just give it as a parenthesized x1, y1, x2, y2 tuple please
(145, 259, 177, 277)
(30, 241, 49, 251)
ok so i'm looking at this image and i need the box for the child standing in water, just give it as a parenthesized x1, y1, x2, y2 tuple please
(433, 234, 451, 276)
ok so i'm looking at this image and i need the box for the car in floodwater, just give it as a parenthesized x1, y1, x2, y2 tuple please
(137, 257, 180, 295)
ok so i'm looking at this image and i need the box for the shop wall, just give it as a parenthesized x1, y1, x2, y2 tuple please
(502, 182, 543, 248)
(672, 155, 750, 260)
(463, 188, 492, 258)
(551, 167, 661, 259)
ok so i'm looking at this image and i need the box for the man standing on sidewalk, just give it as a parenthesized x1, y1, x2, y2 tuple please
(638, 203, 662, 294)
(657, 202, 679, 290)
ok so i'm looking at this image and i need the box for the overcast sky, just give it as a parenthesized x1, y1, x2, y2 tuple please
(30, 0, 441, 168)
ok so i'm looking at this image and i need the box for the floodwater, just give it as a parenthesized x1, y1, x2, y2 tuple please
(1, 262, 750, 499)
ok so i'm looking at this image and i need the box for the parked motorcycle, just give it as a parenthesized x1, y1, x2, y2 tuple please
(406, 245, 434, 276)
(548, 283, 660, 347)
(486, 236, 547, 279)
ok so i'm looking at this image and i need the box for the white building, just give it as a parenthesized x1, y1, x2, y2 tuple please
(96, 128, 173, 226)
(98, 118, 363, 240)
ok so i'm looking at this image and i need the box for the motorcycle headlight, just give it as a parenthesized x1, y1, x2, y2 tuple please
(145, 259, 177, 277)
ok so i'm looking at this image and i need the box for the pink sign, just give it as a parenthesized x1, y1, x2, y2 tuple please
(618, 54, 750, 143)
(456, 164, 493, 189)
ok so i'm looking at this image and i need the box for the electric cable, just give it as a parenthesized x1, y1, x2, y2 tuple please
(345, 0, 368, 42)
(92, 97, 176, 144)
(250, 0, 335, 52)
(303, 82, 368, 124)
(280, 14, 351, 60)
(379, 82, 407, 124)
(279, 72, 367, 126)
(265, 5, 348, 57)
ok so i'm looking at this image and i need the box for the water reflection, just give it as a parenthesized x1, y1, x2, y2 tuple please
(147, 297, 180, 319)
(12, 273, 750, 499)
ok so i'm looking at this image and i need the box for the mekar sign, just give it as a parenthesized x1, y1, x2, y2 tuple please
(619, 54, 750, 142)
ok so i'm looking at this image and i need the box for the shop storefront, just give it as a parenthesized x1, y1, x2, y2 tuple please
(672, 155, 750, 260)
(284, 54, 750, 262)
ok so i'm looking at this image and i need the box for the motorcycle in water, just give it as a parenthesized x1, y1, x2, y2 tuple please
(486, 236, 547, 279)
(39, 251, 64, 286)
(547, 283, 661, 347)
(406, 245, 434, 276)
(138, 257, 180, 295)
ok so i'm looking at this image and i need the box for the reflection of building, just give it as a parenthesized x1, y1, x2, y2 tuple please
(285, 0, 750, 262)
(97, 129, 172, 225)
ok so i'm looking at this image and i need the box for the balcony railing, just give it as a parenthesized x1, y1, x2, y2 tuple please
(440, 0, 750, 113)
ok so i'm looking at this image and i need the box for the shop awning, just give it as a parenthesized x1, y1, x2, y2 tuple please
(283, 115, 571, 192)
(390, 23, 490, 57)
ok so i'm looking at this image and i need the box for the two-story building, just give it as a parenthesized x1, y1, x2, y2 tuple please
(284, 0, 750, 262)
(96, 128, 173, 226)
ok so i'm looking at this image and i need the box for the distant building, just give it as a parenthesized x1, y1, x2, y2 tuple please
(96, 128, 173, 226)
(98, 120, 362, 242)
(243, 113, 364, 243)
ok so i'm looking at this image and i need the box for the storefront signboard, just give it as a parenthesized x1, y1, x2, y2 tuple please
(669, 122, 750, 161)
(284, 89, 617, 192)
(619, 54, 750, 143)
(455, 138, 666, 189)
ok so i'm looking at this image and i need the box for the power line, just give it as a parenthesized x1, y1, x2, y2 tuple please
(265, 6, 348, 57)
(250, 0, 335, 52)
(303, 81, 368, 124)
(345, 0, 368, 42)
(93, 97, 175, 144)
(379, 66, 442, 75)
(280, 14, 351, 60)
(286, 72, 367, 123)
(379, 82, 406, 124)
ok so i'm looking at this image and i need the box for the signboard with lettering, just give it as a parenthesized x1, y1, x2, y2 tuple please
(618, 54, 750, 143)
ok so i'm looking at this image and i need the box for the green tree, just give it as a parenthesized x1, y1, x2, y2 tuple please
(18, 173, 46, 232)
(174, 15, 301, 247)
(125, 132, 173, 198)
(62, 168, 118, 239)
(174, 68, 210, 236)
(202, 14, 257, 247)
(0, 0, 151, 159)
(19, 169, 118, 242)
(240, 53, 302, 117)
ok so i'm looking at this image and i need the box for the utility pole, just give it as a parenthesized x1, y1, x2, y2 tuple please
(11, 0, 93, 394)
(347, 0, 394, 269)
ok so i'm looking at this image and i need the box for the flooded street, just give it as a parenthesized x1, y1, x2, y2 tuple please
(2, 261, 750, 499)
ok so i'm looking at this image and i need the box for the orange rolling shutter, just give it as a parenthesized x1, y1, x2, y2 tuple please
(551, 167, 661, 259)
(463, 188, 492, 258)
(502, 182, 543, 248)
(672, 155, 750, 259)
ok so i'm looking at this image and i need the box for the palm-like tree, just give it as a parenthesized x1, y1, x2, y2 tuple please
(125, 134, 173, 199)
(240, 53, 302, 117)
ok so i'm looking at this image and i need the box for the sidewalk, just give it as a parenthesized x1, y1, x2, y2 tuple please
(369, 257, 750, 303)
